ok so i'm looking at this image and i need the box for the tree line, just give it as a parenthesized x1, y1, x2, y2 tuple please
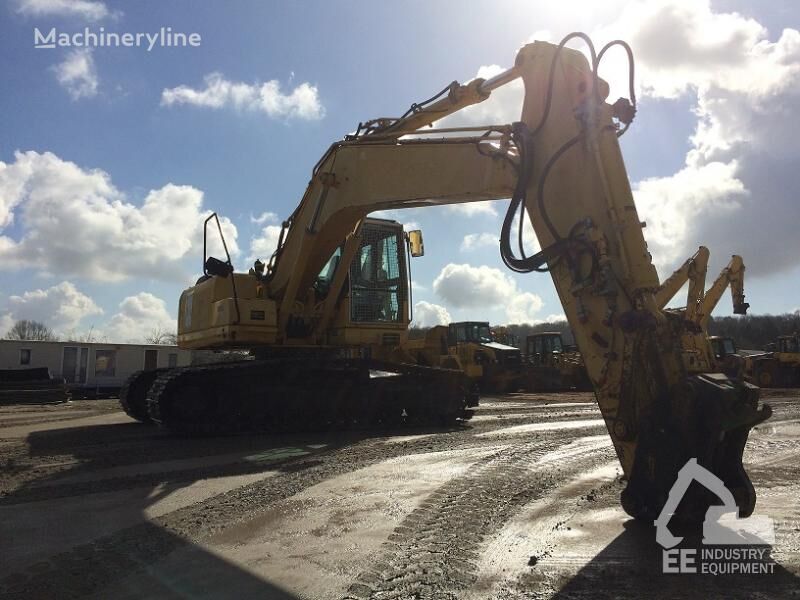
(2, 320, 177, 345)
(707, 313, 800, 351)
(411, 312, 800, 351)
(5, 314, 798, 351)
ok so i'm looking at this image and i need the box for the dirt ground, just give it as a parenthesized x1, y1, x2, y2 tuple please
(0, 389, 798, 599)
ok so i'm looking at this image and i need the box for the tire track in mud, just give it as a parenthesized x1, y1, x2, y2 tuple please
(343, 433, 615, 600)
(0, 397, 607, 598)
(0, 423, 525, 598)
(2, 398, 601, 504)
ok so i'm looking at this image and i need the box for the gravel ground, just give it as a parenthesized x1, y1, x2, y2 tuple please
(0, 390, 798, 599)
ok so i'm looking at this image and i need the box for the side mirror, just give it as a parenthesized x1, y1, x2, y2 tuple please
(205, 256, 234, 278)
(407, 229, 425, 257)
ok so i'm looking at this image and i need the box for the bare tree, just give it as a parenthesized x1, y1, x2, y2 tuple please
(5, 319, 58, 341)
(145, 326, 178, 345)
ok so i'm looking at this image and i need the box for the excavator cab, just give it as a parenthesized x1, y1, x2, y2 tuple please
(348, 221, 406, 324)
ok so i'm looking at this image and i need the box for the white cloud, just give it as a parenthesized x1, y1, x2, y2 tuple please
(598, 1, 800, 278)
(432, 262, 544, 324)
(0, 150, 239, 282)
(16, 0, 111, 21)
(461, 232, 498, 252)
(250, 211, 279, 225)
(446, 201, 499, 217)
(597, 0, 795, 99)
(505, 292, 545, 325)
(634, 161, 745, 268)
(434, 263, 516, 309)
(509, 210, 540, 256)
(104, 292, 176, 343)
(411, 301, 451, 328)
(541, 313, 567, 324)
(248, 224, 282, 263)
(411, 3, 799, 282)
(2, 281, 102, 331)
(161, 73, 325, 120)
(52, 49, 98, 100)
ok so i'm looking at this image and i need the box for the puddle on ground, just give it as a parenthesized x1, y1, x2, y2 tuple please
(382, 434, 436, 444)
(476, 418, 607, 438)
(753, 419, 800, 438)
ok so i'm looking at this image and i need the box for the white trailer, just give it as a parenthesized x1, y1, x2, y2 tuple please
(0, 340, 193, 396)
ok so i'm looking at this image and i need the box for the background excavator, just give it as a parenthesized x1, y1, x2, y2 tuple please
(120, 33, 770, 521)
(653, 246, 750, 375)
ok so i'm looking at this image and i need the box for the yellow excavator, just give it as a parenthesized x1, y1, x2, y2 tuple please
(120, 33, 770, 521)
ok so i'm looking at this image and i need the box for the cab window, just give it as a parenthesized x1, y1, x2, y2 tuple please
(350, 227, 405, 323)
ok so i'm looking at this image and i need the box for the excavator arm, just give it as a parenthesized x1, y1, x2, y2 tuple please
(654, 249, 748, 334)
(171, 34, 770, 521)
(654, 246, 709, 322)
(699, 255, 749, 328)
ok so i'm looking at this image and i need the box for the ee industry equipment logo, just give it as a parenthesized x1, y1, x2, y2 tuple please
(34, 27, 201, 51)
(655, 458, 776, 575)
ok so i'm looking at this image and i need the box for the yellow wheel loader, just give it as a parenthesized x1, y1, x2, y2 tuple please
(407, 321, 525, 393)
(524, 332, 591, 391)
(120, 33, 770, 522)
(745, 334, 800, 387)
(709, 335, 745, 379)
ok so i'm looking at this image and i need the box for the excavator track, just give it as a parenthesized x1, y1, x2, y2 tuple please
(119, 369, 167, 424)
(143, 359, 476, 435)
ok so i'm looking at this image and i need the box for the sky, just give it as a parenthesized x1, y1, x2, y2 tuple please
(0, 0, 798, 341)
